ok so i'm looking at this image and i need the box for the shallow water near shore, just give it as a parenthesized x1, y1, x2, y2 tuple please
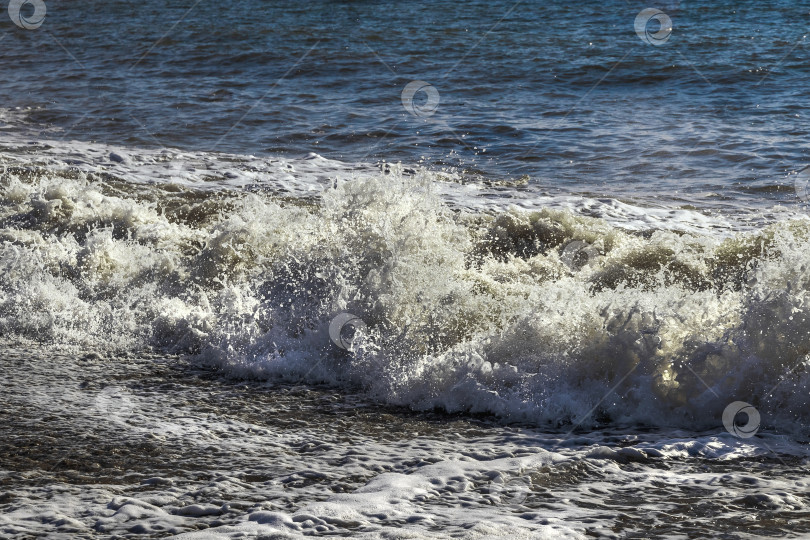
(3, 341, 810, 539)
(3, 139, 810, 538)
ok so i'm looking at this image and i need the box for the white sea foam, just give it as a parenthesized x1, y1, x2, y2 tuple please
(2, 137, 810, 434)
(2, 342, 808, 539)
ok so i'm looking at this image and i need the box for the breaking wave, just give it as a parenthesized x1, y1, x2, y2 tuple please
(2, 145, 810, 434)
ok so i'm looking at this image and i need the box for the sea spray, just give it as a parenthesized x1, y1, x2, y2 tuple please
(2, 162, 810, 432)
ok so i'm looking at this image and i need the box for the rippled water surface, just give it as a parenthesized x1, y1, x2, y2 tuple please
(2, 0, 810, 207)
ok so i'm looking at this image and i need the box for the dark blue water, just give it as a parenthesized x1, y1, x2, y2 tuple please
(2, 0, 809, 207)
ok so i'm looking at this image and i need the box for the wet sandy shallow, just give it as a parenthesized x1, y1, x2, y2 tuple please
(2, 340, 810, 539)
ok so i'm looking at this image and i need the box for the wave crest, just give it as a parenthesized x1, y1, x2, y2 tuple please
(2, 164, 810, 433)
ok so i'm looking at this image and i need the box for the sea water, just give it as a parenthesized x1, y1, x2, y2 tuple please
(2, 0, 810, 538)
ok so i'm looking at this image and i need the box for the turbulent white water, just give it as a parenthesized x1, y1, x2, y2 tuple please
(2, 138, 810, 435)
